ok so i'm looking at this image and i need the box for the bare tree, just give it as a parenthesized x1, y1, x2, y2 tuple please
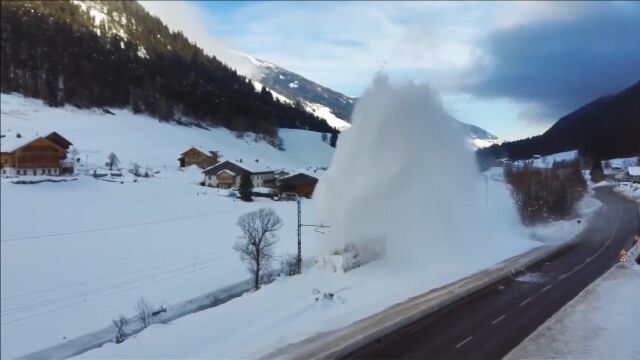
(233, 208, 283, 290)
(112, 314, 128, 343)
(107, 152, 120, 170)
(135, 298, 153, 327)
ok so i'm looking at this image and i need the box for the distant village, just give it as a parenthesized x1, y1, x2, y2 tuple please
(1, 132, 321, 199)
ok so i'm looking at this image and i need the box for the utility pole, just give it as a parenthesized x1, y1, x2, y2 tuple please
(284, 192, 330, 275)
(296, 195, 301, 274)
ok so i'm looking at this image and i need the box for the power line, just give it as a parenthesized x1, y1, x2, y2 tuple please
(1, 200, 270, 243)
(0, 262, 222, 326)
(1, 229, 308, 317)
(1, 256, 229, 316)
(1, 254, 216, 301)
(0, 228, 324, 326)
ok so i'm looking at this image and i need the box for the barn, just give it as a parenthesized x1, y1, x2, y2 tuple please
(178, 147, 219, 169)
(278, 173, 319, 198)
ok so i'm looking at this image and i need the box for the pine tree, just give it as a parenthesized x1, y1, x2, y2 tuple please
(238, 173, 254, 202)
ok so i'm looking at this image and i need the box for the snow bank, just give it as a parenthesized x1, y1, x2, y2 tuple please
(507, 263, 640, 359)
(527, 195, 602, 244)
(315, 75, 534, 272)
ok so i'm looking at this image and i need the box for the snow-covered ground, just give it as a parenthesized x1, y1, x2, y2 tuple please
(508, 260, 640, 359)
(616, 182, 640, 203)
(1, 91, 602, 359)
(485, 167, 601, 246)
(513, 150, 578, 168)
(0, 93, 333, 357)
(76, 78, 591, 359)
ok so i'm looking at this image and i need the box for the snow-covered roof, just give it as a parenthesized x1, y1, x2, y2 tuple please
(628, 167, 640, 176)
(180, 146, 209, 156)
(216, 169, 235, 176)
(203, 160, 277, 175)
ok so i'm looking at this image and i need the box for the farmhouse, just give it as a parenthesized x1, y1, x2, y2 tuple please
(202, 160, 276, 189)
(1, 132, 74, 177)
(178, 147, 219, 169)
(278, 172, 319, 198)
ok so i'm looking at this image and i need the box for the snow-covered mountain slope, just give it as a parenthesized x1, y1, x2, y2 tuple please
(247, 56, 355, 125)
(0, 93, 333, 171)
(249, 79, 351, 131)
(458, 121, 504, 149)
(246, 55, 502, 147)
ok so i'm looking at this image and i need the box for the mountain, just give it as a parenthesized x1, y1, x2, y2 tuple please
(477, 81, 640, 165)
(0, 0, 501, 148)
(247, 57, 354, 130)
(241, 56, 501, 146)
(0, 0, 337, 141)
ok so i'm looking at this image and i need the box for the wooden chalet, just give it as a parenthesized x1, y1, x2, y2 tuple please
(278, 173, 319, 198)
(178, 147, 219, 169)
(1, 132, 73, 177)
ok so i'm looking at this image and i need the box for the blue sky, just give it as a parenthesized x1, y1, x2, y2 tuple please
(140, 1, 640, 140)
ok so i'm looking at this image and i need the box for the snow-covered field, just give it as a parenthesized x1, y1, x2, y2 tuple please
(0, 94, 333, 357)
(508, 260, 640, 359)
(1, 91, 603, 359)
(77, 79, 591, 359)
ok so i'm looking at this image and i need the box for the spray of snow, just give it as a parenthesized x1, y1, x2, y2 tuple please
(315, 75, 527, 271)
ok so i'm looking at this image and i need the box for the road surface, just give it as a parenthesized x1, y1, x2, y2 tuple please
(347, 186, 639, 359)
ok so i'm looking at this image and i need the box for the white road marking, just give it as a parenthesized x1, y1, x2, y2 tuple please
(560, 211, 622, 281)
(456, 336, 473, 348)
(491, 314, 506, 325)
(541, 285, 552, 292)
(520, 297, 532, 306)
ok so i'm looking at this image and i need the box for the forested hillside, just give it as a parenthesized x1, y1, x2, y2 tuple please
(477, 81, 640, 166)
(0, 1, 337, 138)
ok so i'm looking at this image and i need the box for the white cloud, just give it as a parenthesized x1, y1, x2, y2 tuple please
(137, 1, 619, 139)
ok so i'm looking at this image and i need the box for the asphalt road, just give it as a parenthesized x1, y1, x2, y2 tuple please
(347, 186, 639, 359)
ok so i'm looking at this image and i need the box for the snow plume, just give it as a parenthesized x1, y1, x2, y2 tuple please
(315, 75, 527, 272)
